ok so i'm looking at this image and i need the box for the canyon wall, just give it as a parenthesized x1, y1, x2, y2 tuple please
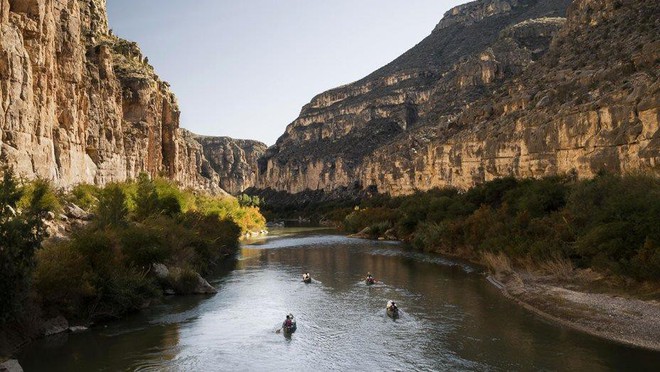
(0, 0, 264, 193)
(193, 134, 267, 195)
(1, 0, 656, 197)
(257, 0, 659, 195)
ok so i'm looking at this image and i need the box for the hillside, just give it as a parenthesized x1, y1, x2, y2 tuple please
(257, 0, 658, 195)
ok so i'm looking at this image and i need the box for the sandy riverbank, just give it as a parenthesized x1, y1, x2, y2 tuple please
(487, 272, 660, 352)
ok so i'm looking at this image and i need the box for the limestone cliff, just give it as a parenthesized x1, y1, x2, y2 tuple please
(257, 0, 659, 195)
(0, 0, 263, 194)
(193, 134, 267, 194)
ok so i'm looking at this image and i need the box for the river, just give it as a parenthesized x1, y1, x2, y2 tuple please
(18, 228, 660, 371)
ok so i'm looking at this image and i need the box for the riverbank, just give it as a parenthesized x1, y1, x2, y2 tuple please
(487, 270, 660, 351)
(350, 231, 660, 351)
(0, 173, 266, 360)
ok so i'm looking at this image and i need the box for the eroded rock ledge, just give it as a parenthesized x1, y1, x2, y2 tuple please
(0, 0, 264, 194)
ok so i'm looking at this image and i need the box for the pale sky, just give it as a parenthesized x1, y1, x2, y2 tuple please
(107, 1, 466, 146)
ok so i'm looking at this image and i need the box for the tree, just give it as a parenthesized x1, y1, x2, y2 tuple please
(238, 194, 261, 208)
(135, 173, 159, 220)
(0, 169, 54, 323)
(97, 184, 128, 227)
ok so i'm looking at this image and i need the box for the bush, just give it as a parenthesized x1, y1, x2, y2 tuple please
(238, 194, 261, 208)
(33, 242, 95, 316)
(194, 195, 265, 233)
(343, 207, 399, 233)
(134, 173, 160, 220)
(168, 268, 200, 294)
(176, 212, 241, 273)
(18, 179, 62, 217)
(412, 222, 446, 252)
(120, 225, 169, 268)
(367, 221, 392, 238)
(0, 172, 56, 323)
(158, 194, 182, 217)
(35, 228, 161, 320)
(568, 174, 660, 279)
(97, 184, 129, 227)
(69, 184, 101, 210)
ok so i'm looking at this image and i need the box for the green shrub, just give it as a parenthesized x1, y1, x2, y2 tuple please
(176, 212, 241, 273)
(568, 174, 660, 279)
(503, 177, 568, 218)
(69, 184, 101, 210)
(412, 222, 446, 252)
(42, 228, 161, 319)
(154, 178, 193, 211)
(33, 242, 95, 316)
(344, 207, 399, 233)
(97, 184, 129, 227)
(120, 225, 169, 268)
(18, 179, 62, 217)
(158, 194, 182, 217)
(0, 171, 56, 323)
(368, 221, 392, 238)
(134, 173, 160, 220)
(238, 194, 261, 207)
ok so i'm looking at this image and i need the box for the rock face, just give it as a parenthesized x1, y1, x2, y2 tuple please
(0, 359, 23, 372)
(257, 0, 659, 195)
(193, 135, 267, 194)
(0, 0, 263, 194)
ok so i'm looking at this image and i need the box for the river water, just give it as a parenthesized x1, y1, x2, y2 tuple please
(18, 228, 660, 371)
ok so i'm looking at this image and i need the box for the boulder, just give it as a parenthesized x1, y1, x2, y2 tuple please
(68, 326, 89, 333)
(384, 228, 398, 241)
(152, 263, 170, 280)
(64, 203, 92, 221)
(169, 267, 217, 295)
(192, 273, 218, 294)
(43, 316, 69, 336)
(348, 227, 371, 239)
(0, 360, 23, 372)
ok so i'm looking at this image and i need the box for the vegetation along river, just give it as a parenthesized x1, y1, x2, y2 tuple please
(18, 228, 660, 371)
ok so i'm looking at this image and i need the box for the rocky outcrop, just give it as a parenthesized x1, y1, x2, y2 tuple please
(41, 315, 68, 337)
(0, 359, 23, 372)
(194, 135, 266, 194)
(257, 0, 659, 195)
(152, 263, 217, 295)
(0, 0, 258, 194)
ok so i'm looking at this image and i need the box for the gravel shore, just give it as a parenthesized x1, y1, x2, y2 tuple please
(488, 273, 660, 351)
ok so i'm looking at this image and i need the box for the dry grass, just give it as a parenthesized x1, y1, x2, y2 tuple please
(482, 252, 514, 276)
(539, 255, 575, 280)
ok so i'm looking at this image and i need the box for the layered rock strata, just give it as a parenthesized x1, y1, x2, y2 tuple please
(0, 0, 263, 193)
(257, 0, 659, 195)
(193, 135, 267, 194)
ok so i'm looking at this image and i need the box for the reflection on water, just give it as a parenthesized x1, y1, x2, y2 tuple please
(19, 229, 660, 371)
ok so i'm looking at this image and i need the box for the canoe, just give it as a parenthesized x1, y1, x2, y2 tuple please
(282, 321, 297, 334)
(386, 307, 399, 318)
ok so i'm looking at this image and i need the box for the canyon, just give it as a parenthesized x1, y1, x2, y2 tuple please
(1, 0, 658, 198)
